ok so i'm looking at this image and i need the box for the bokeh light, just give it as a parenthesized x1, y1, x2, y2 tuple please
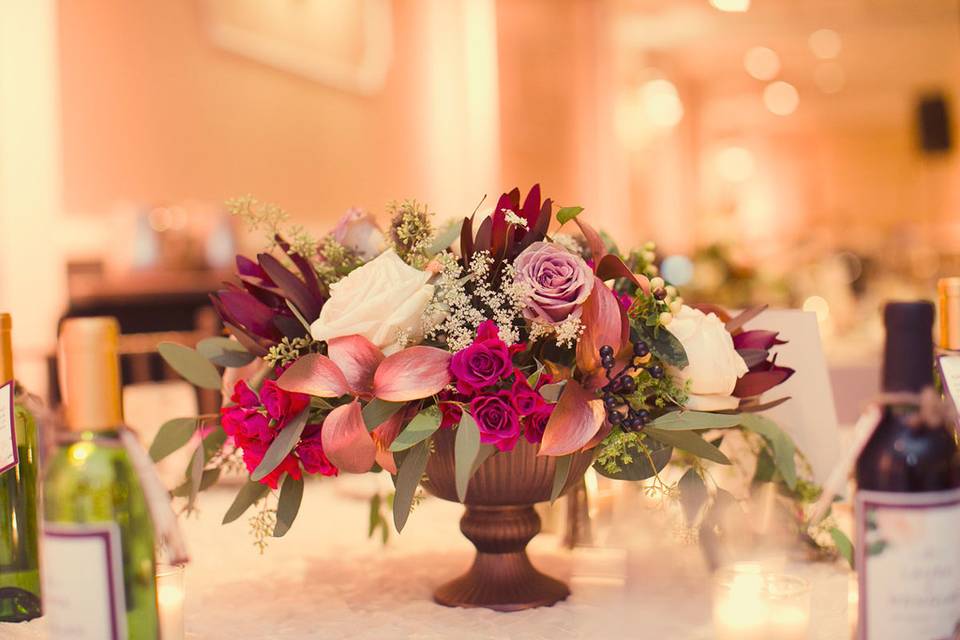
(714, 146, 755, 182)
(809, 29, 842, 59)
(743, 47, 780, 81)
(763, 81, 799, 116)
(803, 295, 831, 324)
(641, 78, 684, 128)
(708, 0, 750, 12)
(661, 255, 695, 286)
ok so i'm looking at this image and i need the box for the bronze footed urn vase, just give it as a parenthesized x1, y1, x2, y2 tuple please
(420, 429, 594, 612)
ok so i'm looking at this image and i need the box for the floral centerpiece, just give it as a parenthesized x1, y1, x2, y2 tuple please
(152, 186, 836, 611)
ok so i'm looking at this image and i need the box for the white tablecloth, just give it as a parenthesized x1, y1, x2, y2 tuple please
(9, 478, 852, 639)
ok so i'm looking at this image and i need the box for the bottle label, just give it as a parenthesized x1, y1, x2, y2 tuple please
(44, 523, 128, 640)
(856, 488, 960, 640)
(0, 379, 17, 475)
(938, 355, 960, 417)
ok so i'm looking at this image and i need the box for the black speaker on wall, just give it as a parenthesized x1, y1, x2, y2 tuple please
(916, 92, 953, 154)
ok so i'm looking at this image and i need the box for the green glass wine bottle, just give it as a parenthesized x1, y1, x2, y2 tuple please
(43, 317, 158, 639)
(0, 314, 42, 623)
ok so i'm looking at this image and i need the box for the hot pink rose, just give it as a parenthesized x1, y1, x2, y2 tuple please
(469, 391, 521, 452)
(296, 424, 338, 477)
(449, 320, 513, 394)
(523, 407, 552, 444)
(514, 241, 594, 325)
(236, 436, 303, 490)
(260, 379, 309, 428)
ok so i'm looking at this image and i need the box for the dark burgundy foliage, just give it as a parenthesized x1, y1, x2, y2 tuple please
(460, 185, 552, 266)
(732, 329, 794, 399)
(210, 235, 326, 356)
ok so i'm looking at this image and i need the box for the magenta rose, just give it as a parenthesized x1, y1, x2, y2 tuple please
(523, 407, 552, 444)
(469, 391, 522, 452)
(514, 241, 594, 325)
(449, 320, 513, 394)
(236, 436, 303, 489)
(510, 373, 550, 416)
(296, 424, 338, 477)
(221, 381, 273, 442)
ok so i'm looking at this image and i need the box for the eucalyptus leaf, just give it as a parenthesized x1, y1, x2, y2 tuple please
(273, 474, 304, 537)
(550, 455, 573, 503)
(390, 407, 441, 452)
(187, 445, 205, 510)
(427, 219, 465, 257)
(526, 366, 544, 388)
(392, 439, 430, 532)
(202, 426, 228, 462)
(556, 206, 584, 224)
(172, 467, 220, 497)
(830, 526, 854, 569)
(645, 427, 731, 465)
(158, 342, 223, 390)
(251, 408, 309, 481)
(539, 381, 566, 403)
(594, 438, 673, 481)
(471, 444, 496, 476)
(363, 399, 405, 431)
(149, 417, 198, 462)
(455, 414, 482, 502)
(650, 411, 743, 431)
(635, 324, 688, 368)
(678, 468, 708, 525)
(368, 494, 382, 538)
(222, 480, 270, 524)
(740, 414, 797, 489)
(196, 336, 256, 368)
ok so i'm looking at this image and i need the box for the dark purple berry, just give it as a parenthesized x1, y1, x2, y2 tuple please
(603, 395, 618, 409)
(648, 364, 664, 379)
(654, 288, 667, 300)
(637, 410, 651, 424)
(608, 410, 623, 425)
(633, 341, 649, 357)
(601, 355, 615, 370)
(620, 376, 636, 393)
(599, 345, 614, 359)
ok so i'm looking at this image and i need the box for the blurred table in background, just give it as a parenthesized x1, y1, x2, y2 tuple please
(9, 480, 853, 639)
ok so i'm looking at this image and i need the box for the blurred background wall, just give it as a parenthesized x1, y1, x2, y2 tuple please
(1, 0, 959, 414)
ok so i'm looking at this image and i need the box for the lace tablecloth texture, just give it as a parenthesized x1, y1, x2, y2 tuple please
(8, 479, 852, 639)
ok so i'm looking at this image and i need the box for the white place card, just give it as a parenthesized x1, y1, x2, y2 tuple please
(44, 523, 128, 640)
(938, 354, 960, 418)
(745, 310, 841, 485)
(0, 380, 17, 475)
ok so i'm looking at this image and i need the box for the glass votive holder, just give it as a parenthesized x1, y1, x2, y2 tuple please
(156, 563, 185, 640)
(712, 563, 811, 640)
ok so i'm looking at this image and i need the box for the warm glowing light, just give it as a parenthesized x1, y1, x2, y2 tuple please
(743, 47, 780, 81)
(641, 79, 684, 128)
(148, 207, 172, 232)
(157, 584, 184, 608)
(69, 442, 94, 464)
(714, 146, 755, 182)
(803, 296, 831, 324)
(709, 0, 750, 12)
(809, 29, 842, 59)
(763, 81, 799, 116)
(661, 255, 694, 286)
(814, 62, 845, 94)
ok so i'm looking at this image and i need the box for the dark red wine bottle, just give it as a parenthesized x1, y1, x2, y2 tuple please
(855, 301, 960, 640)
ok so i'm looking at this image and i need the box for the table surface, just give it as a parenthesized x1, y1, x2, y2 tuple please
(9, 477, 853, 639)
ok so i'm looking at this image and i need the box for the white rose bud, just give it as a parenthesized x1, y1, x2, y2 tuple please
(310, 250, 434, 355)
(650, 277, 665, 290)
(666, 305, 748, 411)
(330, 208, 385, 260)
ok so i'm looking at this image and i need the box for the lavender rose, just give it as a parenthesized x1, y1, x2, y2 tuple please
(469, 391, 522, 452)
(514, 242, 594, 325)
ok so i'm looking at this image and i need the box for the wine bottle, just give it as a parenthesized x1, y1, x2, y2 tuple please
(43, 317, 158, 639)
(937, 277, 960, 414)
(0, 314, 42, 622)
(855, 301, 960, 640)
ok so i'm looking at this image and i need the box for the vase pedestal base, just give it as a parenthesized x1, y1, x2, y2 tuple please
(433, 505, 570, 612)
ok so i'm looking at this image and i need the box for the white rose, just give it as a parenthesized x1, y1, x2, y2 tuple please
(666, 305, 748, 411)
(310, 250, 434, 355)
(330, 208, 385, 260)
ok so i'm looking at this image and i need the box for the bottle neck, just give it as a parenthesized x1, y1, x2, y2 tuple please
(940, 282, 960, 351)
(882, 304, 935, 394)
(0, 313, 12, 385)
(58, 318, 124, 432)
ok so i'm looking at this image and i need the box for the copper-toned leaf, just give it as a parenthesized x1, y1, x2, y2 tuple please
(321, 401, 377, 473)
(595, 254, 651, 294)
(538, 380, 606, 456)
(574, 217, 606, 262)
(374, 346, 452, 402)
(725, 305, 768, 334)
(277, 353, 350, 398)
(372, 409, 406, 474)
(460, 215, 474, 260)
(576, 278, 627, 373)
(327, 335, 384, 397)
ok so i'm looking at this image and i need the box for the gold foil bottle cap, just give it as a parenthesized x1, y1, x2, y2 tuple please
(58, 316, 123, 431)
(939, 277, 960, 351)
(0, 313, 12, 385)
